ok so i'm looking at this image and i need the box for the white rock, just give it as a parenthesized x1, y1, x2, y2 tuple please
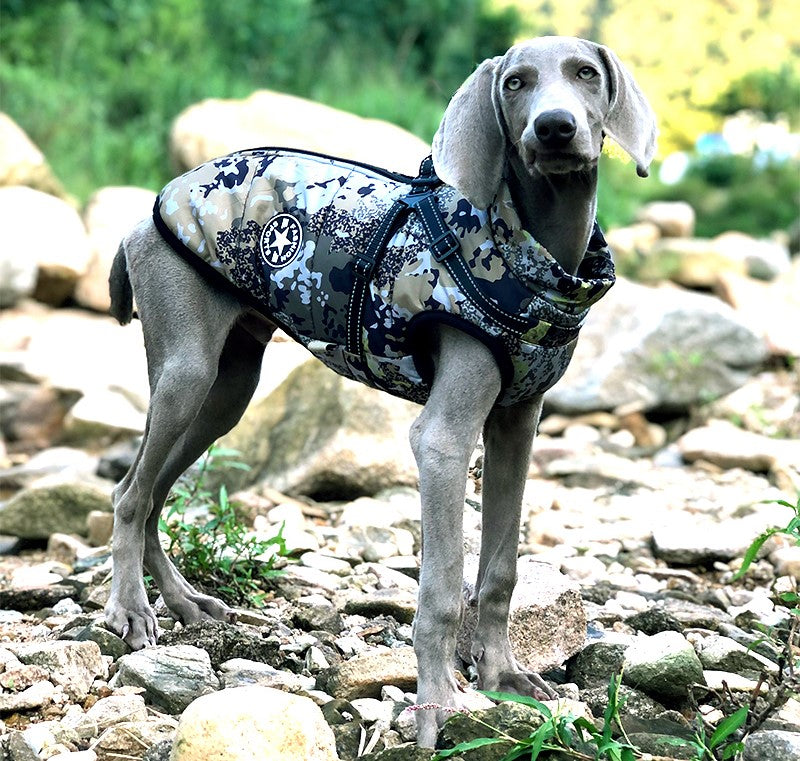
(76, 186, 157, 312)
(170, 90, 429, 176)
(170, 686, 338, 761)
(0, 186, 90, 306)
(8, 641, 106, 701)
(637, 201, 695, 238)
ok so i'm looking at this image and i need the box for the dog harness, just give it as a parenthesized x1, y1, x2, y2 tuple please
(153, 148, 615, 406)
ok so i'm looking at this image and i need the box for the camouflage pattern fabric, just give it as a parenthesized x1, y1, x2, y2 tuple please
(153, 148, 615, 406)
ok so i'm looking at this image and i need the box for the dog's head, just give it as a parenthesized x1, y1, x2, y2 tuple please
(432, 36, 658, 209)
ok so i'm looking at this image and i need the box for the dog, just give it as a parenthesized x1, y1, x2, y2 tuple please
(105, 36, 656, 747)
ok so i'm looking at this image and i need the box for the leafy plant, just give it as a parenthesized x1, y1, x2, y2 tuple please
(664, 707, 748, 761)
(731, 495, 800, 582)
(159, 445, 289, 607)
(435, 673, 637, 761)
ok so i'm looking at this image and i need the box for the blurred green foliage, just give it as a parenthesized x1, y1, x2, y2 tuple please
(1, 0, 798, 237)
(0, 0, 517, 200)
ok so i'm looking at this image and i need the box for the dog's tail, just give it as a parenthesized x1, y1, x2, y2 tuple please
(108, 244, 134, 325)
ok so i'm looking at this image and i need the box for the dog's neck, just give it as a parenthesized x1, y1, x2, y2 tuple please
(505, 151, 598, 275)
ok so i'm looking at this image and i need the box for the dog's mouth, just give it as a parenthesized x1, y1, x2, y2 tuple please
(525, 150, 596, 175)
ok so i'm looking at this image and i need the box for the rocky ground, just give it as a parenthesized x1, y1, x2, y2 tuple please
(0, 359, 798, 760)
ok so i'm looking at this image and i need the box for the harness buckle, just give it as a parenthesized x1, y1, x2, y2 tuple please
(429, 230, 460, 262)
(352, 252, 374, 279)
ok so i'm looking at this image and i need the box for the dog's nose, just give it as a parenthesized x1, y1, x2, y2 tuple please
(533, 110, 577, 148)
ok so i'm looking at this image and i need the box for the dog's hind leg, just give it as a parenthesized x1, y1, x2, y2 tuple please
(105, 221, 248, 649)
(470, 396, 556, 698)
(140, 320, 268, 626)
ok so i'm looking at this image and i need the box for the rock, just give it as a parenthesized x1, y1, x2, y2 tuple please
(0, 475, 112, 539)
(112, 645, 219, 713)
(642, 237, 746, 286)
(60, 389, 147, 445)
(343, 589, 417, 624)
(458, 556, 586, 673)
(218, 360, 420, 498)
(3, 306, 149, 409)
(566, 635, 631, 688)
(713, 232, 791, 281)
(321, 647, 417, 700)
(0, 446, 98, 490)
(75, 186, 157, 312)
(604, 222, 661, 262)
(743, 729, 800, 761)
(8, 640, 106, 701)
(0, 234, 37, 306)
(0, 383, 79, 451)
(622, 631, 705, 699)
(0, 186, 90, 306)
(652, 509, 780, 565)
(715, 265, 800, 358)
(637, 201, 695, 238)
(61, 694, 148, 736)
(0, 679, 56, 712)
(87, 511, 115, 547)
(217, 658, 314, 692)
(0, 112, 64, 196)
(93, 719, 176, 761)
(0, 583, 77, 611)
(438, 701, 547, 757)
(171, 686, 338, 761)
(170, 89, 429, 176)
(678, 420, 800, 474)
(694, 634, 778, 677)
(59, 622, 131, 660)
(547, 277, 767, 414)
(292, 594, 345, 633)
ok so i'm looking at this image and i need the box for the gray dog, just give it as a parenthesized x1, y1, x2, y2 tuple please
(106, 36, 656, 746)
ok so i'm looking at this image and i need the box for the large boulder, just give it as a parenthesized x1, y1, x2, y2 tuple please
(0, 112, 64, 196)
(714, 261, 800, 358)
(170, 90, 430, 176)
(218, 359, 420, 498)
(0, 474, 113, 539)
(0, 186, 90, 306)
(75, 186, 157, 312)
(171, 686, 339, 761)
(546, 277, 767, 414)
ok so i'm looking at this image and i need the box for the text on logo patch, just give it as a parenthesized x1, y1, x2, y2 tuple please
(260, 213, 303, 268)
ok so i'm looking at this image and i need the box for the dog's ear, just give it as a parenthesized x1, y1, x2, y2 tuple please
(596, 45, 658, 178)
(432, 57, 505, 209)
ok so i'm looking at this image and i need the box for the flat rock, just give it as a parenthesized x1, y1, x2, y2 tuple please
(218, 658, 314, 692)
(694, 633, 779, 677)
(320, 647, 417, 700)
(93, 719, 176, 761)
(112, 645, 220, 713)
(678, 420, 800, 473)
(0, 679, 55, 712)
(171, 686, 338, 761)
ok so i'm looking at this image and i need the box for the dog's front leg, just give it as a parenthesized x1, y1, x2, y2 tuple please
(410, 327, 502, 748)
(470, 396, 556, 699)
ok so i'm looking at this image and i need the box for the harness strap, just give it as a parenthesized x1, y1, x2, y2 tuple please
(347, 156, 459, 356)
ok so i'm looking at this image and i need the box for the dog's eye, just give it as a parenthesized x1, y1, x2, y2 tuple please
(577, 66, 598, 80)
(504, 76, 524, 91)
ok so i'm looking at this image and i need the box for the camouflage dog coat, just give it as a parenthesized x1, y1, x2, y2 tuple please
(153, 148, 615, 406)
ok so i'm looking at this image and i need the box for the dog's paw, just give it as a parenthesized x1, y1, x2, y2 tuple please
(163, 589, 234, 626)
(105, 600, 159, 650)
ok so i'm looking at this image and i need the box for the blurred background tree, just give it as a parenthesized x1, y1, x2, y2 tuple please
(1, 0, 797, 235)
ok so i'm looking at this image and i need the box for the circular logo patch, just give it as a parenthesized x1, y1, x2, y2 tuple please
(260, 213, 303, 268)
